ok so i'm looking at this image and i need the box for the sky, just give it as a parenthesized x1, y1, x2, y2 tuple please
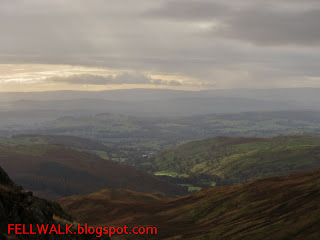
(1, 0, 320, 92)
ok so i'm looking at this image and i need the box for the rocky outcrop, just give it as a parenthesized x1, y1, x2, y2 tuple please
(0, 166, 109, 240)
(0, 166, 18, 189)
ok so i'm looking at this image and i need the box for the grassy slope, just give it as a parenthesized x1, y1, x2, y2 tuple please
(0, 144, 187, 199)
(147, 136, 320, 184)
(0, 134, 113, 156)
(58, 189, 173, 226)
(59, 168, 320, 240)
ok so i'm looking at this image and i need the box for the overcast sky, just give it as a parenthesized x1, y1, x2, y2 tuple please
(1, 0, 320, 91)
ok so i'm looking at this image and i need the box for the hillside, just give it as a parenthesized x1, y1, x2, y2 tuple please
(58, 168, 320, 240)
(0, 134, 114, 161)
(10, 134, 112, 152)
(0, 165, 109, 240)
(8, 110, 320, 163)
(0, 144, 187, 199)
(58, 189, 173, 226)
(4, 135, 320, 194)
(141, 136, 320, 189)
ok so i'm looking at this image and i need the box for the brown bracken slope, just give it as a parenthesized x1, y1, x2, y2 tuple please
(58, 168, 320, 240)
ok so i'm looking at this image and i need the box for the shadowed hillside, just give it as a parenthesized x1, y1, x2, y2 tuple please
(58, 168, 320, 240)
(0, 165, 109, 240)
(0, 145, 187, 199)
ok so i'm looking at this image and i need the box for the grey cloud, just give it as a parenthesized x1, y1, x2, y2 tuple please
(1, 0, 320, 90)
(145, 0, 320, 46)
(48, 72, 182, 86)
(218, 8, 320, 46)
(144, 0, 231, 21)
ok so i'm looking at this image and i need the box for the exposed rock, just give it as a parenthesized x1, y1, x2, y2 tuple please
(0, 166, 109, 240)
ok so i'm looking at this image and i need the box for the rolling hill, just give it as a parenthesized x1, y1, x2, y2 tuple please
(58, 168, 320, 239)
(141, 136, 320, 189)
(58, 189, 173, 226)
(0, 144, 187, 199)
(7, 110, 320, 164)
(0, 134, 115, 160)
(0, 134, 140, 164)
(34, 111, 320, 144)
(3, 135, 320, 194)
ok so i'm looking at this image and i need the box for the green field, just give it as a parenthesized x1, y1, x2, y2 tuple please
(154, 170, 189, 178)
(140, 136, 320, 188)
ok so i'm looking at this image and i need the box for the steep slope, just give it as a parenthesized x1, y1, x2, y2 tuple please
(0, 165, 109, 240)
(58, 189, 172, 226)
(0, 145, 187, 199)
(0, 165, 17, 189)
(145, 135, 320, 186)
(58, 168, 320, 240)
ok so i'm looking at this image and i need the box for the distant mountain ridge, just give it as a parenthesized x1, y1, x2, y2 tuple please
(1, 88, 320, 103)
(1, 88, 320, 128)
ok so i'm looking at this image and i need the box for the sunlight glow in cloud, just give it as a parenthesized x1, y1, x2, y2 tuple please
(0, 64, 196, 92)
(1, 0, 320, 91)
